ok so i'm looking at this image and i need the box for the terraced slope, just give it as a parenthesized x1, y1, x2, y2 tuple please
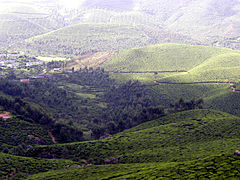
(27, 154, 240, 179)
(26, 109, 240, 164)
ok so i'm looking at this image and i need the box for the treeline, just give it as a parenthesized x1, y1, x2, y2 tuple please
(66, 67, 115, 88)
(0, 68, 205, 142)
(170, 98, 204, 113)
(0, 94, 83, 143)
(91, 80, 165, 138)
(59, 68, 165, 138)
(0, 78, 80, 113)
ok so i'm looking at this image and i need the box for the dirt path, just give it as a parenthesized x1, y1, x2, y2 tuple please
(154, 81, 240, 93)
(106, 70, 187, 74)
(48, 130, 56, 144)
(154, 81, 235, 85)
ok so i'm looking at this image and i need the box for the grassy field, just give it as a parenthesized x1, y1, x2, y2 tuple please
(26, 109, 240, 164)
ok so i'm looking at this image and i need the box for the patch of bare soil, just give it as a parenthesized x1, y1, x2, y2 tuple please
(66, 51, 117, 71)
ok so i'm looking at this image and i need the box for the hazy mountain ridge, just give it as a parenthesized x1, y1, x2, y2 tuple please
(1, 0, 240, 51)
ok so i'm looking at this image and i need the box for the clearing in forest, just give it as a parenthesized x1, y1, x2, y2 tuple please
(66, 51, 116, 71)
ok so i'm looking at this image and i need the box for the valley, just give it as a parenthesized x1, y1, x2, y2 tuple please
(1, 0, 240, 179)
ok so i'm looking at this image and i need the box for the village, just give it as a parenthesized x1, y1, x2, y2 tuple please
(0, 51, 44, 70)
(0, 51, 65, 82)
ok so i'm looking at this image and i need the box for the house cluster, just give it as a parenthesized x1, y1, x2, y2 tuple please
(33, 74, 55, 79)
(0, 111, 12, 120)
(0, 52, 43, 69)
(14, 74, 56, 83)
(230, 84, 240, 93)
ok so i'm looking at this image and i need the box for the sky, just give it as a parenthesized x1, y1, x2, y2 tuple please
(58, 0, 85, 9)
(0, 0, 85, 10)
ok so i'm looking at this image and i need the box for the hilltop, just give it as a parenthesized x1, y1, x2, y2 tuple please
(101, 43, 237, 72)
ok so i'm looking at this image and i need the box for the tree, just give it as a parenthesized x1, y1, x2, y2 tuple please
(91, 127, 105, 139)
(170, 98, 204, 113)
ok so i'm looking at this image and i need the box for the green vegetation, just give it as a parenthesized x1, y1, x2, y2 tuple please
(0, 68, 166, 141)
(161, 52, 240, 82)
(0, 109, 239, 179)
(102, 43, 237, 72)
(25, 23, 150, 55)
(26, 110, 240, 164)
(0, 117, 52, 152)
(27, 154, 240, 179)
(0, 152, 78, 179)
(24, 24, 195, 56)
(1, 1, 240, 179)
(101, 43, 240, 116)
(0, 88, 84, 144)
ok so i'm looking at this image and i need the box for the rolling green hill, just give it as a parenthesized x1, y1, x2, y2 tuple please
(0, 1, 67, 49)
(26, 109, 240, 164)
(0, 109, 238, 179)
(101, 43, 239, 72)
(159, 52, 240, 82)
(1, 0, 240, 52)
(25, 23, 149, 55)
(101, 43, 240, 116)
(27, 154, 240, 179)
(65, 0, 240, 49)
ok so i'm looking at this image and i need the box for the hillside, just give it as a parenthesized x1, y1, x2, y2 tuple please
(0, 14, 47, 47)
(0, 116, 53, 151)
(0, 152, 79, 179)
(24, 24, 195, 56)
(159, 51, 240, 82)
(27, 154, 240, 179)
(0, 109, 238, 179)
(101, 43, 240, 116)
(26, 109, 240, 164)
(101, 43, 237, 72)
(76, 0, 240, 42)
(1, 0, 240, 52)
(0, 0, 67, 48)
